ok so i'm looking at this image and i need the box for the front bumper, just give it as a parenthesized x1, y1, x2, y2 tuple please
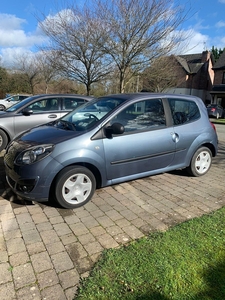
(4, 154, 62, 203)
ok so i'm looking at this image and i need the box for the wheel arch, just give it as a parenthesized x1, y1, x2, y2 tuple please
(201, 142, 216, 157)
(50, 162, 102, 195)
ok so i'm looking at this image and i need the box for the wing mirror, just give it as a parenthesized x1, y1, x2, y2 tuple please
(105, 122, 125, 137)
(22, 108, 33, 116)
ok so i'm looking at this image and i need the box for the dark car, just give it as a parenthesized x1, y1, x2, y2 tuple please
(207, 104, 224, 119)
(4, 93, 218, 209)
(0, 94, 93, 152)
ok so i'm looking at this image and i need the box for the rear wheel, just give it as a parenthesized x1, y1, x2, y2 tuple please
(0, 129, 8, 152)
(54, 166, 96, 209)
(0, 104, 5, 110)
(187, 147, 212, 177)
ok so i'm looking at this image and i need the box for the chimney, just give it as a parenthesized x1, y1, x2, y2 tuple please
(201, 51, 210, 63)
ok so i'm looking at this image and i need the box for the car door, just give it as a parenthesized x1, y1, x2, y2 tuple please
(167, 97, 202, 164)
(13, 97, 62, 136)
(103, 98, 176, 180)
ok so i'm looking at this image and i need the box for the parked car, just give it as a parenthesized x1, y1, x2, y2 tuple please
(4, 93, 218, 209)
(0, 94, 93, 152)
(207, 104, 225, 119)
(0, 94, 30, 110)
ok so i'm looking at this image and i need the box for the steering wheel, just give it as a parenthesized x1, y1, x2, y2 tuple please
(84, 113, 99, 121)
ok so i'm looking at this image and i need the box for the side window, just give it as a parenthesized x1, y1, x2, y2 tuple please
(64, 98, 86, 110)
(168, 98, 200, 125)
(27, 98, 59, 112)
(222, 72, 225, 84)
(111, 99, 166, 132)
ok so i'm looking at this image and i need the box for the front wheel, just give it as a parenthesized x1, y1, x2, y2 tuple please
(54, 166, 96, 209)
(187, 147, 212, 177)
(0, 104, 5, 110)
(0, 129, 8, 152)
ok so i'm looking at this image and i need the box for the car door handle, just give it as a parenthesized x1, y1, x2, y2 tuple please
(48, 114, 58, 118)
(171, 132, 179, 143)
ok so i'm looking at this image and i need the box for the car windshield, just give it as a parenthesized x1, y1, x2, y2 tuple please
(57, 96, 126, 131)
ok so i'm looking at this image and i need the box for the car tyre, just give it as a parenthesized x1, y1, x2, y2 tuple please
(0, 104, 5, 110)
(0, 129, 8, 152)
(54, 166, 96, 209)
(187, 147, 212, 177)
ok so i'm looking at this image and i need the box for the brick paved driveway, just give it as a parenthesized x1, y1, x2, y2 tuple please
(0, 124, 224, 300)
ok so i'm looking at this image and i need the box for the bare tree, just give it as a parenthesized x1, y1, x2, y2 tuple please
(15, 53, 41, 94)
(36, 52, 58, 94)
(38, 5, 112, 95)
(95, 0, 188, 93)
(141, 55, 185, 92)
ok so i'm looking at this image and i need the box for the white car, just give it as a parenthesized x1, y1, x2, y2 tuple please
(0, 94, 30, 110)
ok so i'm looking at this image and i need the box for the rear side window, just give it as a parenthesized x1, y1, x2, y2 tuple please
(168, 98, 200, 125)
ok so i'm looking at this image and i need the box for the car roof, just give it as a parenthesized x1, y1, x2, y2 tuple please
(99, 92, 202, 102)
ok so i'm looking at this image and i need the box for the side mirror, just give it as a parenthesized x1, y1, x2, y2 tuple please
(22, 108, 33, 116)
(105, 122, 125, 137)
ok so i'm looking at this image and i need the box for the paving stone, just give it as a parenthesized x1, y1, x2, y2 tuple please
(46, 241, 65, 255)
(6, 237, 26, 255)
(51, 251, 74, 273)
(41, 284, 67, 300)
(78, 233, 96, 245)
(0, 282, 16, 300)
(40, 230, 61, 244)
(0, 262, 13, 284)
(69, 223, 89, 236)
(22, 229, 42, 245)
(58, 269, 80, 289)
(83, 241, 103, 255)
(30, 251, 53, 273)
(97, 233, 119, 249)
(9, 252, 30, 267)
(53, 223, 72, 237)
(16, 285, 41, 300)
(12, 263, 36, 289)
(60, 233, 78, 245)
(66, 242, 88, 261)
(36, 269, 59, 290)
(26, 241, 46, 255)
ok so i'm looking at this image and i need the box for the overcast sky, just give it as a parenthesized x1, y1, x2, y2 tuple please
(1, 0, 225, 67)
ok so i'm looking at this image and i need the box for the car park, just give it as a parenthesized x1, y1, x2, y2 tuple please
(207, 104, 225, 119)
(0, 94, 30, 110)
(4, 93, 218, 209)
(0, 94, 93, 152)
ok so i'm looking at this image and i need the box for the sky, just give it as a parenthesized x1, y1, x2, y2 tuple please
(0, 0, 225, 67)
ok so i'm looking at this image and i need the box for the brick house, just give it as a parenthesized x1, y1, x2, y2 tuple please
(166, 51, 214, 105)
(210, 50, 225, 108)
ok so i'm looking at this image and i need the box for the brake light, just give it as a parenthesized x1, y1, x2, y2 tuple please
(210, 122, 216, 132)
(211, 108, 216, 112)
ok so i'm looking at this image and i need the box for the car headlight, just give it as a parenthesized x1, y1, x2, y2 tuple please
(15, 144, 54, 165)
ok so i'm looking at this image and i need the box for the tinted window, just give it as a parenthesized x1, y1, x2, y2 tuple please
(168, 98, 200, 125)
(27, 98, 59, 112)
(111, 99, 166, 132)
(64, 98, 86, 110)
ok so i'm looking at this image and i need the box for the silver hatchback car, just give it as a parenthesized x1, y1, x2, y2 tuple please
(0, 94, 93, 152)
(4, 93, 218, 209)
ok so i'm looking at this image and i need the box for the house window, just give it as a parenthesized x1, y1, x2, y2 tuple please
(222, 72, 225, 84)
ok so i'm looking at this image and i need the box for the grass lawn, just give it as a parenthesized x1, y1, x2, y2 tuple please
(210, 118, 225, 124)
(75, 207, 225, 300)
